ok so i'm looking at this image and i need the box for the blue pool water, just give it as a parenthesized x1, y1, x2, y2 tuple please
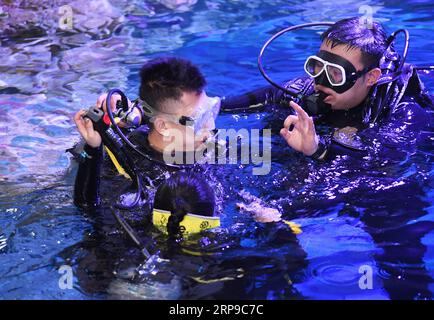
(0, 0, 433, 299)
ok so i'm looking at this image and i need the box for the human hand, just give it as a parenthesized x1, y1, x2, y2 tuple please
(280, 101, 319, 156)
(236, 202, 282, 223)
(73, 109, 102, 148)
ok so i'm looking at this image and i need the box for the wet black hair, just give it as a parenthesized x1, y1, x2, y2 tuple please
(153, 171, 215, 239)
(321, 17, 388, 68)
(139, 57, 207, 112)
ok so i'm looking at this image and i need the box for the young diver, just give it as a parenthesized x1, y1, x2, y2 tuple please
(151, 171, 301, 239)
(70, 57, 221, 209)
(221, 17, 433, 160)
(219, 16, 434, 299)
(152, 171, 219, 240)
(101, 171, 306, 299)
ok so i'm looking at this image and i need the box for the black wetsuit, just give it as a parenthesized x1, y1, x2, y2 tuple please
(219, 64, 434, 299)
(69, 65, 433, 299)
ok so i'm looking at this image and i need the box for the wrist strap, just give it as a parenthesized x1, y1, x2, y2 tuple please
(309, 136, 329, 160)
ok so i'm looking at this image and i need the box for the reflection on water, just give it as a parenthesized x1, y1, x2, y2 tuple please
(0, 0, 433, 300)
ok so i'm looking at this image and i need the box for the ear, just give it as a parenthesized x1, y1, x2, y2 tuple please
(366, 68, 382, 87)
(153, 117, 168, 136)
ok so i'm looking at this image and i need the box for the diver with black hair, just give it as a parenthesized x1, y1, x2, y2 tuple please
(64, 58, 233, 297)
(221, 17, 433, 161)
(59, 168, 307, 299)
(70, 57, 222, 210)
(145, 171, 307, 299)
(152, 171, 220, 240)
(151, 171, 302, 240)
(219, 17, 434, 299)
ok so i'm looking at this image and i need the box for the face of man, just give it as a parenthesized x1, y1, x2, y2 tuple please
(314, 40, 381, 110)
(153, 90, 221, 151)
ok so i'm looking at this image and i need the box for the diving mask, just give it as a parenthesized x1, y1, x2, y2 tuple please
(138, 94, 221, 134)
(304, 50, 374, 93)
(152, 208, 220, 237)
(179, 94, 221, 134)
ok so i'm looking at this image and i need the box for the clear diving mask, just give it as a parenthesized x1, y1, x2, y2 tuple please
(138, 94, 221, 134)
